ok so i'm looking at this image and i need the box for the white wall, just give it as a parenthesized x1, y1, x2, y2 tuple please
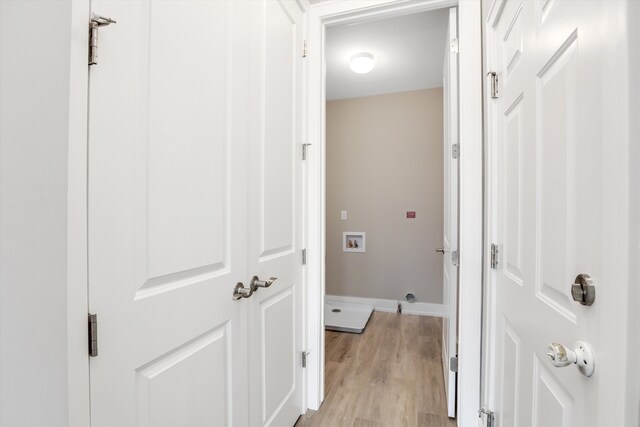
(0, 2, 75, 425)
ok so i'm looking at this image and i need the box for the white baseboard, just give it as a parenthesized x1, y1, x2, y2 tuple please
(325, 294, 446, 317)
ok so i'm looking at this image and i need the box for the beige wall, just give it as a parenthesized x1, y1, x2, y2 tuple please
(326, 88, 444, 304)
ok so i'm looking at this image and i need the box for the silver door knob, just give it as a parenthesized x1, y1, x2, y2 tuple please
(546, 341, 595, 377)
(232, 282, 253, 300)
(250, 276, 277, 291)
(435, 248, 446, 254)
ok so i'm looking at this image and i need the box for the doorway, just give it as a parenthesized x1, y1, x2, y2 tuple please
(303, 1, 483, 425)
(322, 7, 455, 424)
(308, 2, 481, 424)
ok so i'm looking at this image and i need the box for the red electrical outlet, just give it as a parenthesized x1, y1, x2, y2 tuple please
(406, 211, 416, 219)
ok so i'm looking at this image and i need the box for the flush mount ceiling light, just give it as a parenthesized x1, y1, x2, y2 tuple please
(350, 52, 375, 74)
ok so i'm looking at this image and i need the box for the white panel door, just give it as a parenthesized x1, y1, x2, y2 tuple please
(247, 1, 304, 426)
(88, 1, 252, 426)
(487, 1, 626, 426)
(442, 6, 459, 420)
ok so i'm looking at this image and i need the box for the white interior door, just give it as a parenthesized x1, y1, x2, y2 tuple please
(87, 0, 249, 424)
(246, 1, 304, 426)
(487, 1, 628, 425)
(441, 6, 459, 420)
(88, 1, 303, 426)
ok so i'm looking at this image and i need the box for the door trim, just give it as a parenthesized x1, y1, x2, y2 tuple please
(481, 1, 499, 416)
(68, 1, 91, 426)
(304, 2, 483, 426)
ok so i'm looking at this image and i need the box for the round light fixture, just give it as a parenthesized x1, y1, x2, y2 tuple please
(350, 52, 375, 74)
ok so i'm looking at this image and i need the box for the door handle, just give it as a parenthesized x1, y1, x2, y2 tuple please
(232, 282, 253, 301)
(546, 341, 595, 377)
(435, 248, 447, 254)
(250, 276, 277, 291)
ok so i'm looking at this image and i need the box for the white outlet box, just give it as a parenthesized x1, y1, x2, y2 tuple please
(341, 210, 347, 220)
(343, 232, 365, 253)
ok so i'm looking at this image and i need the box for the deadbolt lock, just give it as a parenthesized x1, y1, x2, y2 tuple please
(570, 273, 595, 306)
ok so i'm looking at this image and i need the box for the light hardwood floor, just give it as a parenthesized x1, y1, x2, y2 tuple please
(295, 312, 456, 427)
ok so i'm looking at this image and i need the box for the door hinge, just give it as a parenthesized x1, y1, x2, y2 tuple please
(449, 355, 458, 372)
(451, 250, 459, 267)
(302, 248, 307, 265)
(490, 243, 499, 269)
(302, 143, 312, 160)
(450, 38, 459, 54)
(302, 351, 310, 368)
(487, 71, 499, 99)
(89, 15, 117, 66)
(303, 40, 308, 58)
(452, 143, 459, 159)
(88, 313, 98, 357)
(479, 408, 495, 427)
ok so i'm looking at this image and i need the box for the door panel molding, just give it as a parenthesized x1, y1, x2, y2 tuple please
(135, 324, 232, 427)
(260, 288, 296, 424)
(531, 355, 574, 427)
(534, 29, 579, 325)
(258, 0, 298, 259)
(499, 318, 521, 427)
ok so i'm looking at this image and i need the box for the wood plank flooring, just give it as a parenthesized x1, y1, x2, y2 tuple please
(295, 312, 456, 427)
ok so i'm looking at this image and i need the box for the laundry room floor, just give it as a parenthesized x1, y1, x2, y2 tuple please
(295, 312, 456, 427)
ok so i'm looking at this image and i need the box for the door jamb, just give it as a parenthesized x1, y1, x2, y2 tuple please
(68, 1, 91, 425)
(304, 1, 484, 426)
(480, 0, 498, 416)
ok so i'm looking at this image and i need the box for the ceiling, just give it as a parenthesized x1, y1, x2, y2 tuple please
(325, 8, 449, 101)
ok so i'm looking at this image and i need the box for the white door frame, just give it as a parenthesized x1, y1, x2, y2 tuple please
(304, 1, 484, 426)
(67, 1, 91, 425)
